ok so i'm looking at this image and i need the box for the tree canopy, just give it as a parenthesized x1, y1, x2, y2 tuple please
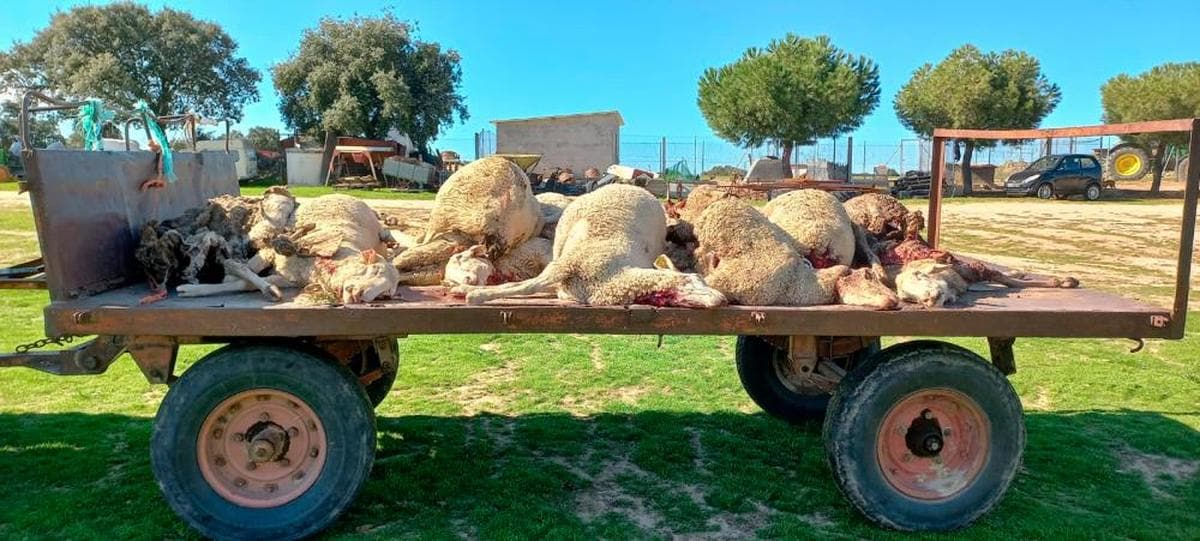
(273, 13, 468, 152)
(245, 127, 281, 151)
(894, 45, 1059, 193)
(0, 102, 63, 149)
(0, 3, 260, 121)
(1101, 62, 1200, 191)
(697, 34, 879, 168)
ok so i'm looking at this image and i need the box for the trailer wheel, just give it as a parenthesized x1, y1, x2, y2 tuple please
(736, 336, 880, 422)
(823, 340, 1024, 531)
(151, 343, 375, 541)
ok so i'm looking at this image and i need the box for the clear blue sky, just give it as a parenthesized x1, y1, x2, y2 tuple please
(5, 0, 1200, 157)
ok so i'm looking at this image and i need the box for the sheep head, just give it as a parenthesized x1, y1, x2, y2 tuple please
(834, 267, 900, 310)
(327, 249, 401, 304)
(260, 186, 297, 228)
(443, 244, 495, 288)
(895, 260, 958, 308)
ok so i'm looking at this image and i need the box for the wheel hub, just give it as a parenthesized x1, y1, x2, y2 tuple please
(197, 389, 327, 508)
(876, 389, 990, 501)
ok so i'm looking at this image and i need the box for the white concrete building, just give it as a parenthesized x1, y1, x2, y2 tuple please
(493, 111, 622, 175)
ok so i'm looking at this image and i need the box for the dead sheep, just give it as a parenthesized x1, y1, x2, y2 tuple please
(453, 184, 727, 307)
(535, 192, 573, 240)
(134, 187, 296, 303)
(442, 237, 553, 287)
(883, 238, 1079, 307)
(692, 197, 898, 309)
(393, 156, 542, 285)
(761, 189, 885, 276)
(843, 192, 924, 242)
(178, 194, 399, 304)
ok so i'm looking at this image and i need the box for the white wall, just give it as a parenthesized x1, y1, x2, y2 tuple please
(197, 139, 257, 179)
(496, 116, 620, 175)
(286, 149, 325, 186)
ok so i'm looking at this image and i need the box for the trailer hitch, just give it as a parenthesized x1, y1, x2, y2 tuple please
(0, 335, 129, 376)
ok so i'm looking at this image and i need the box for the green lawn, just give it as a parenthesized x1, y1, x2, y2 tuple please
(0, 181, 18, 191)
(0, 204, 1198, 539)
(239, 178, 436, 200)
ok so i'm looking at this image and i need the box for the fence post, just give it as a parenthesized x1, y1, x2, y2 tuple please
(845, 136, 853, 181)
(660, 136, 666, 175)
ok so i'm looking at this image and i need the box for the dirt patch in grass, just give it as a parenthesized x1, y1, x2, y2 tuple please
(1116, 445, 1199, 498)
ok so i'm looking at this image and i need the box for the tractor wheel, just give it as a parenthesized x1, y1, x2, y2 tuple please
(151, 342, 375, 541)
(823, 340, 1024, 531)
(1107, 143, 1150, 180)
(736, 336, 881, 423)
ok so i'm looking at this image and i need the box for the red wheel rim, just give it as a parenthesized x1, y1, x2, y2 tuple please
(876, 388, 990, 501)
(197, 389, 327, 508)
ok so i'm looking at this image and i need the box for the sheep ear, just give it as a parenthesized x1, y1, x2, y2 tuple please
(654, 254, 678, 272)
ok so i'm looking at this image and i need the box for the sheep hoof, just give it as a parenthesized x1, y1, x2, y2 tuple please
(265, 285, 283, 302)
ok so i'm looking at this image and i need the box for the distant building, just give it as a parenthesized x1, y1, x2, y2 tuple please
(493, 111, 623, 175)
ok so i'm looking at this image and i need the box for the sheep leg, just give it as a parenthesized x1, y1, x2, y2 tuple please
(223, 259, 284, 301)
(851, 223, 887, 278)
(395, 265, 446, 286)
(989, 273, 1079, 289)
(460, 264, 562, 305)
(392, 237, 464, 271)
(176, 280, 258, 297)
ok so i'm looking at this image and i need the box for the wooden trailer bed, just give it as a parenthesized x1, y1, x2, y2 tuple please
(45, 283, 1172, 339)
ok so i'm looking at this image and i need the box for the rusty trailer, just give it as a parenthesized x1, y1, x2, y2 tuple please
(2, 97, 1197, 539)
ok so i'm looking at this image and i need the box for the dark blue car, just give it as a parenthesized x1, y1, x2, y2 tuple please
(1004, 154, 1104, 201)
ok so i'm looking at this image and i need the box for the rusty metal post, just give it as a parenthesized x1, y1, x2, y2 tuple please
(846, 136, 854, 181)
(1170, 119, 1200, 338)
(927, 136, 946, 248)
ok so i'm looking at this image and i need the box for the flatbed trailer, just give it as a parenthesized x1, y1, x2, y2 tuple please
(3, 95, 1198, 539)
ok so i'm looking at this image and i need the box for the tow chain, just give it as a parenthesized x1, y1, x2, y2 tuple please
(14, 335, 75, 354)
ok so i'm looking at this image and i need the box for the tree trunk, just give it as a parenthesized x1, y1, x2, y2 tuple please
(1150, 141, 1166, 193)
(780, 140, 794, 179)
(961, 140, 975, 195)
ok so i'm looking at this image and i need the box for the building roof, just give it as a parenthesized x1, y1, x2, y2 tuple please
(492, 110, 624, 126)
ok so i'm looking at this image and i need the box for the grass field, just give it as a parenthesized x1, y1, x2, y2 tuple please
(239, 178, 436, 200)
(0, 198, 1198, 539)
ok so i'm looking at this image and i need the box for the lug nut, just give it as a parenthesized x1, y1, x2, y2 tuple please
(234, 478, 247, 488)
(214, 456, 226, 467)
(264, 483, 277, 493)
(278, 458, 291, 467)
(293, 471, 305, 481)
(921, 410, 933, 420)
(307, 421, 317, 431)
(229, 403, 240, 413)
(246, 462, 257, 471)
(287, 427, 300, 437)
(259, 412, 270, 422)
(232, 433, 245, 442)
(212, 428, 223, 439)
(943, 427, 953, 437)
(309, 447, 319, 458)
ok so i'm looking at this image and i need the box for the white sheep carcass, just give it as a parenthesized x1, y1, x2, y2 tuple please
(453, 184, 727, 307)
(761, 189, 885, 276)
(393, 156, 542, 285)
(535, 192, 573, 240)
(692, 197, 898, 309)
(177, 194, 399, 304)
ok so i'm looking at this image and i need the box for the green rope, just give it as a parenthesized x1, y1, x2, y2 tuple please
(134, 101, 175, 182)
(74, 99, 113, 151)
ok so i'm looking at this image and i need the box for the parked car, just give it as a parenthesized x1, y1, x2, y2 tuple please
(1004, 154, 1104, 200)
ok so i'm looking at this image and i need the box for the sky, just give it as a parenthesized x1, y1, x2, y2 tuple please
(5, 0, 1200, 167)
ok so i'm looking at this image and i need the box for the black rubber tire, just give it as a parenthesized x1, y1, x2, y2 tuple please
(1084, 183, 1102, 201)
(823, 340, 1025, 531)
(1107, 143, 1150, 180)
(1035, 183, 1054, 200)
(151, 343, 376, 541)
(736, 336, 881, 423)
